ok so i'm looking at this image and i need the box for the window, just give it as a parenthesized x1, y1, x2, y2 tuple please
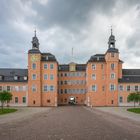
(23, 86, 27, 91)
(14, 76, 18, 80)
(64, 81, 67, 85)
(64, 89, 67, 93)
(32, 63, 36, 70)
(92, 85, 97, 92)
(119, 97, 123, 103)
(92, 74, 96, 80)
(119, 85, 123, 91)
(135, 85, 138, 91)
(0, 86, 2, 91)
(44, 85, 48, 92)
(92, 64, 96, 70)
(24, 76, 27, 80)
(44, 74, 48, 80)
(61, 81, 63, 85)
(19, 86, 23, 91)
(45, 56, 49, 60)
(110, 84, 115, 91)
(15, 86, 19, 91)
(50, 74, 54, 80)
(32, 74, 36, 80)
(111, 63, 115, 70)
(50, 64, 54, 69)
(64, 73, 67, 77)
(22, 97, 26, 103)
(50, 85, 54, 91)
(0, 75, 3, 80)
(44, 64, 48, 69)
(6, 86, 10, 91)
(111, 73, 115, 79)
(15, 97, 18, 103)
(32, 85, 37, 92)
(126, 85, 130, 91)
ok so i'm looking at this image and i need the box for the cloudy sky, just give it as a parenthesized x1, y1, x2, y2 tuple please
(0, 0, 140, 68)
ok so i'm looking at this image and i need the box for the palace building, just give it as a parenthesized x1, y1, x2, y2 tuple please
(0, 30, 140, 107)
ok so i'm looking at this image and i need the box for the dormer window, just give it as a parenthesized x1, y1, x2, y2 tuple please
(14, 76, 18, 80)
(24, 76, 27, 80)
(46, 56, 48, 60)
(0, 75, 3, 80)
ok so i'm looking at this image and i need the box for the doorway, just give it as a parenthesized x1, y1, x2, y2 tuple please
(69, 96, 76, 105)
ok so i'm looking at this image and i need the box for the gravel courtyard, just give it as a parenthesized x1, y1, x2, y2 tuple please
(0, 106, 140, 140)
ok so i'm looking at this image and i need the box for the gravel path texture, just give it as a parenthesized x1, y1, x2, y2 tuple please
(0, 106, 140, 140)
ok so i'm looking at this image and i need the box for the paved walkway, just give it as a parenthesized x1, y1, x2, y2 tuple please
(94, 107, 140, 122)
(0, 106, 140, 140)
(0, 107, 51, 124)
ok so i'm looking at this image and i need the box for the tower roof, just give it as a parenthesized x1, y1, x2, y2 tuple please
(31, 30, 40, 50)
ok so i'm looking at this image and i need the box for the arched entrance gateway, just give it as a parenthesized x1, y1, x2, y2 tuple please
(68, 96, 76, 105)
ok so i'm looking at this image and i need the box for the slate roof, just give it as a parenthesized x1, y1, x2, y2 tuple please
(28, 49, 41, 54)
(88, 54, 105, 62)
(106, 48, 119, 53)
(119, 69, 140, 83)
(122, 69, 140, 76)
(58, 64, 86, 71)
(0, 69, 28, 82)
(41, 53, 57, 62)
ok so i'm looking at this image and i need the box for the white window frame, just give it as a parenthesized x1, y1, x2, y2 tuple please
(111, 63, 115, 70)
(135, 85, 138, 91)
(32, 85, 37, 92)
(44, 64, 48, 69)
(119, 85, 123, 91)
(126, 85, 131, 91)
(44, 74, 48, 80)
(92, 85, 97, 92)
(110, 73, 115, 79)
(43, 85, 48, 92)
(50, 64, 54, 69)
(15, 97, 18, 103)
(15, 86, 19, 92)
(50, 85, 54, 92)
(110, 84, 115, 91)
(92, 74, 96, 80)
(32, 74, 37, 80)
(92, 64, 96, 70)
(50, 74, 54, 80)
(22, 97, 26, 103)
(119, 96, 123, 103)
(32, 63, 36, 70)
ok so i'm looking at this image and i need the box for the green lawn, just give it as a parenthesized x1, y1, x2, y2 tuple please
(127, 108, 140, 114)
(0, 108, 17, 115)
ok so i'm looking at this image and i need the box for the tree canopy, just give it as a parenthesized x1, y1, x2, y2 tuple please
(0, 90, 12, 110)
(127, 92, 140, 107)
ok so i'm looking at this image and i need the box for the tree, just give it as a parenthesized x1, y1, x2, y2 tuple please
(0, 91, 12, 110)
(127, 92, 139, 107)
(137, 92, 140, 106)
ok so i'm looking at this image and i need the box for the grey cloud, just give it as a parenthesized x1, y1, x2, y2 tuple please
(29, 0, 116, 31)
(0, 0, 140, 68)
